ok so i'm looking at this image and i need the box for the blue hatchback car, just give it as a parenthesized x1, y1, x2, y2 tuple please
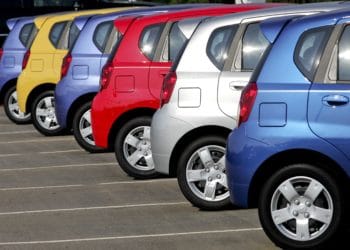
(0, 16, 36, 124)
(54, 5, 202, 153)
(226, 9, 350, 249)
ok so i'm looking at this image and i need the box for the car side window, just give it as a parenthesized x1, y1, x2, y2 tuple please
(49, 21, 67, 48)
(93, 21, 113, 53)
(207, 25, 237, 70)
(68, 23, 80, 50)
(338, 25, 350, 81)
(294, 26, 331, 81)
(242, 22, 269, 71)
(19, 23, 35, 48)
(168, 22, 187, 62)
(139, 23, 165, 61)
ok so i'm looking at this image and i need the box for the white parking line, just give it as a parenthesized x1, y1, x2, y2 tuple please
(0, 228, 263, 245)
(0, 137, 74, 144)
(0, 130, 36, 135)
(0, 179, 176, 191)
(0, 153, 22, 158)
(0, 202, 188, 216)
(0, 162, 116, 172)
(0, 149, 83, 157)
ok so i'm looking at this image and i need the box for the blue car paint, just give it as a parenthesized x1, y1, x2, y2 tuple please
(226, 9, 350, 208)
(0, 16, 35, 102)
(55, 5, 201, 129)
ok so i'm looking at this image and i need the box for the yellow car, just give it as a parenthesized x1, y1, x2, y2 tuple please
(16, 8, 131, 136)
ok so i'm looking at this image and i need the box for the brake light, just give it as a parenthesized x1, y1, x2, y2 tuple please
(238, 82, 257, 127)
(61, 52, 72, 79)
(160, 71, 177, 107)
(0, 48, 3, 61)
(22, 50, 30, 70)
(100, 61, 113, 90)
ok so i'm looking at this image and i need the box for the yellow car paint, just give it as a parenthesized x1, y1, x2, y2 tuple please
(17, 7, 133, 113)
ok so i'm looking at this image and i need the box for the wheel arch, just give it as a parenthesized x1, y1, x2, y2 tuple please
(107, 107, 156, 151)
(248, 149, 350, 208)
(168, 125, 231, 177)
(66, 92, 96, 130)
(26, 83, 56, 112)
(0, 78, 17, 104)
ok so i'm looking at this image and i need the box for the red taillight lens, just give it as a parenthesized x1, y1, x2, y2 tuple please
(61, 52, 72, 79)
(160, 71, 177, 107)
(238, 82, 258, 127)
(22, 50, 30, 70)
(0, 48, 3, 61)
(100, 61, 113, 90)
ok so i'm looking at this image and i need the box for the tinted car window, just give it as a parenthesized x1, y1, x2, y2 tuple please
(49, 21, 67, 48)
(105, 26, 121, 54)
(338, 25, 350, 81)
(242, 23, 269, 71)
(34, 0, 74, 7)
(295, 26, 331, 80)
(207, 25, 237, 70)
(93, 21, 113, 53)
(168, 22, 187, 62)
(139, 23, 165, 60)
(68, 22, 80, 49)
(19, 23, 35, 47)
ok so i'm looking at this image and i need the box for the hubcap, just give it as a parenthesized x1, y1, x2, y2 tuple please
(8, 90, 31, 120)
(185, 145, 229, 202)
(123, 126, 154, 171)
(79, 109, 95, 146)
(271, 176, 333, 241)
(35, 95, 60, 130)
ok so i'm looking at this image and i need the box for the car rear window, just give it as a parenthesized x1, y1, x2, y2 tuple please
(207, 25, 238, 70)
(68, 22, 80, 49)
(338, 25, 350, 81)
(242, 23, 269, 71)
(139, 23, 165, 60)
(49, 21, 68, 48)
(93, 21, 120, 54)
(294, 26, 331, 81)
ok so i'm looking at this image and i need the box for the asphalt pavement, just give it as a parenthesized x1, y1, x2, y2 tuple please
(0, 108, 278, 250)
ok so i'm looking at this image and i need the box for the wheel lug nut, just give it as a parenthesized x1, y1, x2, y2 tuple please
(292, 211, 299, 217)
(144, 152, 148, 156)
(294, 200, 300, 205)
(304, 212, 310, 219)
(216, 174, 221, 179)
(214, 165, 218, 170)
(208, 177, 212, 182)
(205, 168, 210, 173)
(305, 201, 311, 207)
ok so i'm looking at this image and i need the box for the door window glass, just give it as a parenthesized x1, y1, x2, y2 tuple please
(168, 22, 187, 62)
(139, 23, 165, 60)
(19, 23, 35, 47)
(338, 25, 350, 81)
(49, 21, 67, 48)
(93, 21, 113, 53)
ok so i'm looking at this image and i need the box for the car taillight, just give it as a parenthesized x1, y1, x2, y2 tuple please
(61, 52, 72, 79)
(100, 61, 113, 90)
(22, 50, 30, 70)
(160, 71, 177, 107)
(238, 82, 258, 127)
(0, 48, 3, 61)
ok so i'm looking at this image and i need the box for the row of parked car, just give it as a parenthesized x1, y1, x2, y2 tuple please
(1, 2, 350, 248)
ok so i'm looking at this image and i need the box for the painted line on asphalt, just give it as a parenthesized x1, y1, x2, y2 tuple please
(0, 179, 176, 191)
(0, 228, 263, 245)
(0, 137, 74, 144)
(0, 202, 188, 216)
(38, 149, 83, 154)
(0, 153, 22, 158)
(0, 163, 116, 172)
(0, 130, 36, 135)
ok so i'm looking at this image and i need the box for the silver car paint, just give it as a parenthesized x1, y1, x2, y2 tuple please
(151, 2, 350, 175)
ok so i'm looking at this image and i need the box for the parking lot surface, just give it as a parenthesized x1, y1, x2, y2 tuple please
(0, 109, 277, 249)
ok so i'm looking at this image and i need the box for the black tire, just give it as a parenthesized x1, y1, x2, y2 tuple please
(72, 102, 105, 153)
(31, 90, 65, 136)
(259, 164, 344, 249)
(3, 85, 31, 124)
(177, 135, 231, 210)
(114, 116, 159, 179)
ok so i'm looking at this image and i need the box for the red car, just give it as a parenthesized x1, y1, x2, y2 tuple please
(91, 4, 280, 179)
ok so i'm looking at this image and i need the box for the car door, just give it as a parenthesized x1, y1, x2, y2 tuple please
(217, 20, 270, 119)
(308, 20, 350, 159)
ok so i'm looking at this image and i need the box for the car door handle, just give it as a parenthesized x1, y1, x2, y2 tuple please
(322, 95, 349, 106)
(229, 81, 246, 91)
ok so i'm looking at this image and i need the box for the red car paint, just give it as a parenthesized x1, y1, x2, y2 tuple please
(91, 4, 282, 149)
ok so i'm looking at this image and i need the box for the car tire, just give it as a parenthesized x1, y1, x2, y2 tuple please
(177, 135, 231, 210)
(31, 90, 65, 136)
(115, 116, 159, 179)
(72, 102, 105, 153)
(3, 85, 31, 124)
(259, 164, 344, 249)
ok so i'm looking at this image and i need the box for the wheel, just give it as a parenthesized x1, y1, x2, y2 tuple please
(177, 135, 231, 210)
(115, 116, 159, 179)
(259, 164, 344, 249)
(3, 86, 31, 124)
(31, 90, 65, 136)
(72, 102, 104, 153)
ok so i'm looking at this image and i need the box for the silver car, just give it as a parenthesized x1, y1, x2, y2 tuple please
(151, 2, 350, 210)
